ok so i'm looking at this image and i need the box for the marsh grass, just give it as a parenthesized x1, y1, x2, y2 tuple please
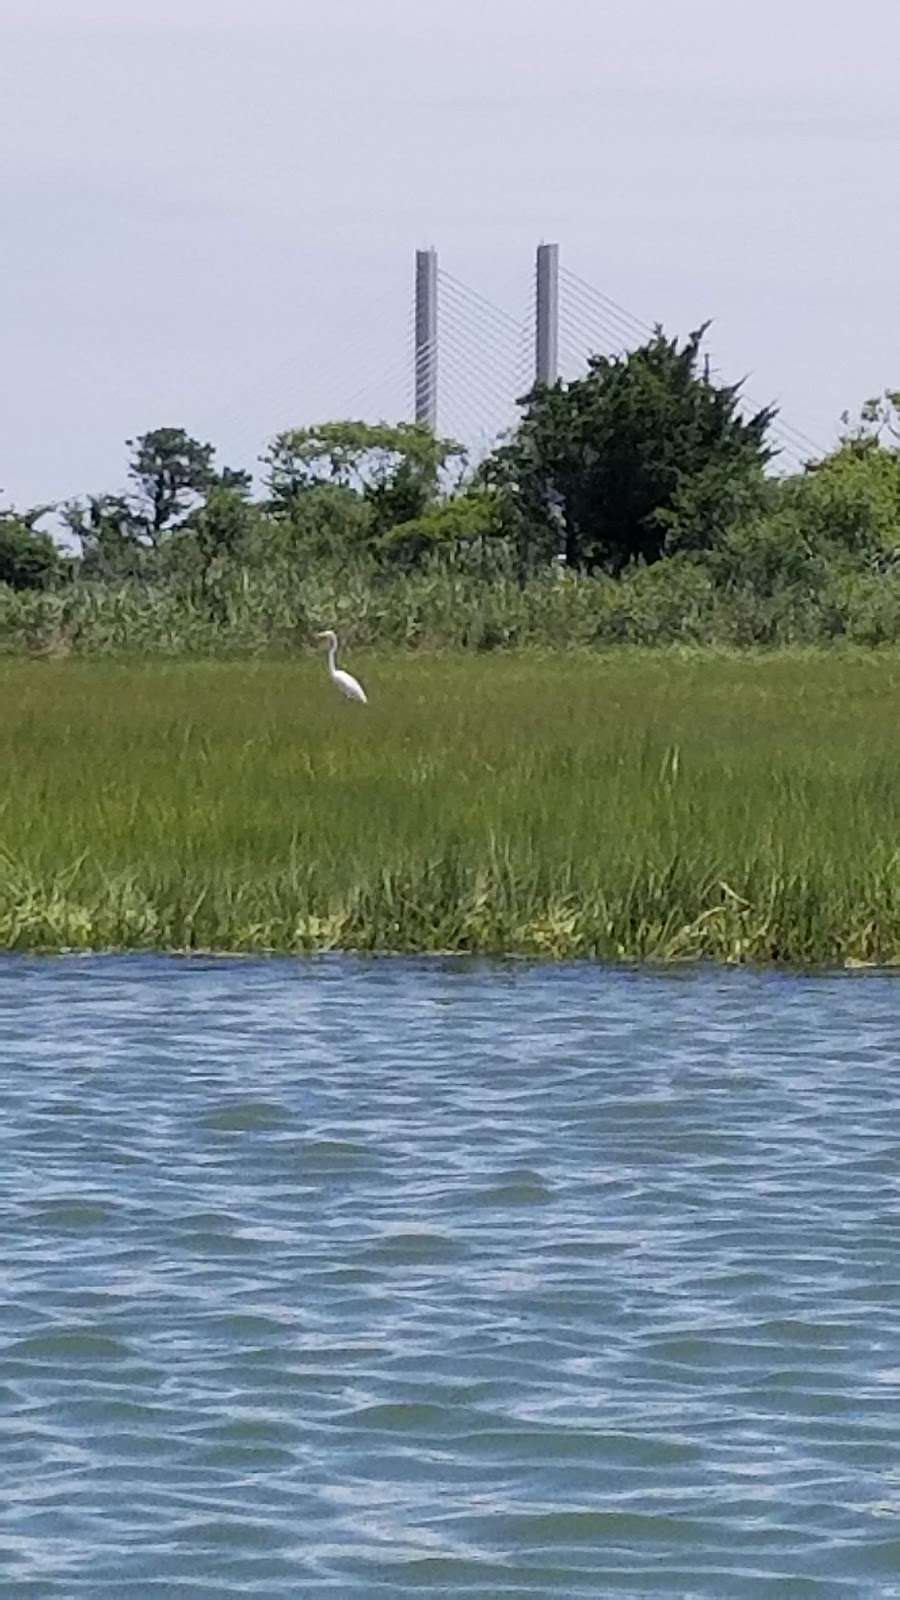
(3, 650, 900, 962)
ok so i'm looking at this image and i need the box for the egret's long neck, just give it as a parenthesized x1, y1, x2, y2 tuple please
(327, 640, 338, 676)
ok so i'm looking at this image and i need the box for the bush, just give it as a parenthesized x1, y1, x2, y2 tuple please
(777, 442, 900, 561)
(378, 489, 504, 567)
(0, 513, 60, 590)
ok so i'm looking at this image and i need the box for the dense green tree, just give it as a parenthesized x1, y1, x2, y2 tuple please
(678, 427, 900, 603)
(379, 488, 505, 566)
(182, 484, 263, 575)
(777, 439, 900, 562)
(658, 459, 774, 555)
(267, 482, 374, 561)
(126, 427, 216, 543)
(126, 427, 250, 545)
(0, 505, 60, 589)
(64, 431, 252, 574)
(262, 420, 464, 543)
(485, 325, 777, 572)
(62, 494, 147, 578)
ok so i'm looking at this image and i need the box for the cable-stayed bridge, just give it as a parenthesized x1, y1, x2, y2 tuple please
(218, 245, 827, 475)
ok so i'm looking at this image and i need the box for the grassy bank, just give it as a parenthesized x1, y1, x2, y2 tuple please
(3, 651, 900, 963)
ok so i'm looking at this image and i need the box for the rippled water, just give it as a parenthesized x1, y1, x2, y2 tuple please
(2, 957, 900, 1596)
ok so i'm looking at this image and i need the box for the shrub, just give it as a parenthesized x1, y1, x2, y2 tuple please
(0, 512, 60, 590)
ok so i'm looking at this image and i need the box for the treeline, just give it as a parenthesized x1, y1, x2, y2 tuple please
(3, 325, 900, 650)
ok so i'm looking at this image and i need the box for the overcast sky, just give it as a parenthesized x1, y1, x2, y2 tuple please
(2, 0, 899, 510)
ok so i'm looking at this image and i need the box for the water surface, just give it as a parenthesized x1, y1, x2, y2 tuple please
(1, 956, 899, 1596)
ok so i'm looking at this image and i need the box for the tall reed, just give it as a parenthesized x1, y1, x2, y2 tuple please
(5, 556, 900, 655)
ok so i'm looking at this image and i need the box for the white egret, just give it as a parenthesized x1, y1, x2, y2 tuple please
(316, 630, 368, 705)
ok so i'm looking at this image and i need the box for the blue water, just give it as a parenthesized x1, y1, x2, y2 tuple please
(1, 957, 900, 1597)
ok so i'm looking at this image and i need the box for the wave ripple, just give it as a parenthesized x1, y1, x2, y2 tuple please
(1, 955, 899, 1596)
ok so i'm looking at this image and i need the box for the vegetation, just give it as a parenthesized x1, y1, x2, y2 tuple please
(1, 329, 899, 963)
(484, 324, 776, 572)
(0, 506, 60, 590)
(7, 541, 900, 656)
(0, 331, 897, 653)
(2, 652, 900, 962)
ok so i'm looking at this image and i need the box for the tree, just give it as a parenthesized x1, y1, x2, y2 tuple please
(182, 484, 262, 575)
(62, 494, 148, 578)
(658, 459, 774, 556)
(262, 420, 465, 542)
(839, 390, 900, 452)
(125, 427, 250, 545)
(485, 325, 777, 573)
(776, 437, 900, 563)
(378, 488, 504, 566)
(0, 505, 60, 589)
(262, 482, 374, 562)
(676, 406, 900, 600)
(64, 430, 252, 575)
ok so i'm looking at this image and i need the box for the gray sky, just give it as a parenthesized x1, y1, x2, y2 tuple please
(2, 0, 899, 510)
